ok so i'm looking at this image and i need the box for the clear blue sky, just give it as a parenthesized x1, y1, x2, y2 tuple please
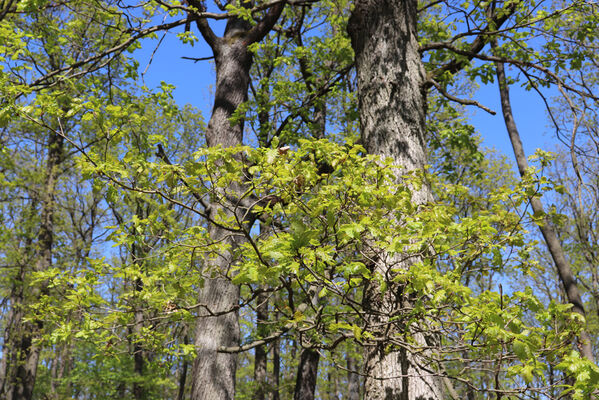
(135, 29, 559, 164)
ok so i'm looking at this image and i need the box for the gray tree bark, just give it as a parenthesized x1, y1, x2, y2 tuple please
(348, 1, 444, 399)
(188, 3, 285, 399)
(493, 50, 595, 363)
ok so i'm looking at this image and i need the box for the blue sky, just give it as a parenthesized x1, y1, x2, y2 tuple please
(134, 28, 559, 164)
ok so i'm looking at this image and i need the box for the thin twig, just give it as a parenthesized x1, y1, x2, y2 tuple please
(429, 79, 496, 115)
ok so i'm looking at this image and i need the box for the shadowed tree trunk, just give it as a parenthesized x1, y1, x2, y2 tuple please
(254, 289, 269, 400)
(293, 348, 320, 400)
(187, 2, 285, 399)
(493, 44, 595, 364)
(132, 237, 148, 400)
(177, 331, 189, 400)
(348, 1, 444, 399)
(272, 333, 281, 400)
(4, 129, 64, 400)
(346, 354, 360, 400)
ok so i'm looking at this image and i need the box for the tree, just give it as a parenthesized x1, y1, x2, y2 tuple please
(1, 0, 599, 399)
(181, 2, 285, 399)
(348, 1, 443, 398)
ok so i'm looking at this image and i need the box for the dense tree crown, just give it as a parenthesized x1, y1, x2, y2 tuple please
(0, 0, 598, 399)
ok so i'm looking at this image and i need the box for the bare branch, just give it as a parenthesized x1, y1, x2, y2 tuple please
(424, 1, 518, 86)
(218, 327, 290, 353)
(428, 78, 496, 115)
(245, 0, 287, 45)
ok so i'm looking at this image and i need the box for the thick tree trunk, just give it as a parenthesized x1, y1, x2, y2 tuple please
(189, 1, 285, 396)
(0, 291, 23, 398)
(348, 1, 443, 399)
(493, 54, 595, 363)
(0, 211, 36, 399)
(189, 36, 250, 400)
(293, 349, 320, 400)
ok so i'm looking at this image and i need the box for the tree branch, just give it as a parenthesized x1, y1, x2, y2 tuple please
(245, 0, 288, 45)
(425, 1, 519, 87)
(428, 78, 496, 115)
(187, 0, 220, 50)
(218, 327, 290, 353)
(492, 38, 596, 364)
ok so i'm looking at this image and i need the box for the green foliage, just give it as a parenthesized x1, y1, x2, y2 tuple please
(1, 0, 598, 398)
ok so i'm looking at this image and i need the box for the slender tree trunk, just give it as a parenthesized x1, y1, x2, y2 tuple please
(292, 73, 327, 400)
(132, 277, 146, 400)
(254, 289, 269, 400)
(49, 336, 71, 397)
(131, 203, 149, 400)
(348, 1, 444, 399)
(8, 130, 64, 400)
(177, 332, 189, 400)
(292, 290, 322, 400)
(346, 354, 361, 400)
(493, 51, 595, 363)
(272, 335, 281, 400)
(188, 2, 285, 398)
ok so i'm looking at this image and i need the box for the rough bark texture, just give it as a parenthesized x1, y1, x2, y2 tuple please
(494, 55, 595, 363)
(189, 2, 285, 398)
(348, 1, 444, 399)
(0, 266, 23, 397)
(190, 34, 250, 400)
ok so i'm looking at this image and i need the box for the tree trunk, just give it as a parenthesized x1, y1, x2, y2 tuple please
(7, 130, 64, 400)
(0, 206, 36, 399)
(254, 290, 269, 400)
(293, 69, 327, 400)
(132, 276, 147, 400)
(188, 2, 285, 398)
(493, 51, 595, 363)
(189, 31, 249, 398)
(293, 348, 320, 400)
(50, 336, 71, 397)
(346, 354, 361, 400)
(271, 335, 281, 400)
(131, 202, 149, 400)
(348, 1, 443, 399)
(177, 332, 189, 400)
(0, 290, 23, 398)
